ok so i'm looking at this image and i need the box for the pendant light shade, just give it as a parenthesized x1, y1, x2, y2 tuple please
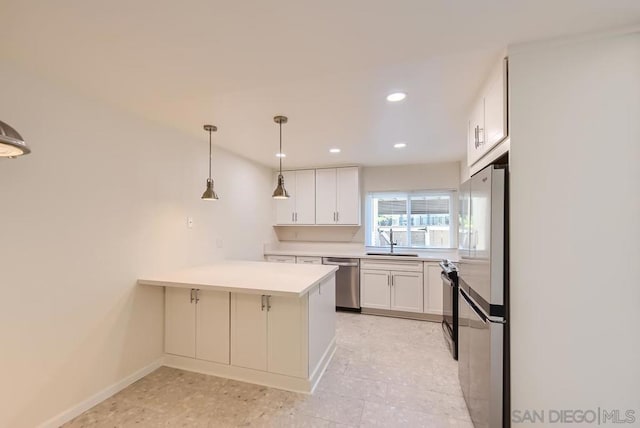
(272, 115, 290, 199)
(201, 124, 219, 201)
(0, 120, 30, 157)
(272, 174, 290, 199)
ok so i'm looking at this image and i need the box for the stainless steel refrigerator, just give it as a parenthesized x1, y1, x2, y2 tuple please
(458, 164, 508, 428)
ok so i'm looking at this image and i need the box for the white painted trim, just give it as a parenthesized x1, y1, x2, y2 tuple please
(37, 358, 164, 428)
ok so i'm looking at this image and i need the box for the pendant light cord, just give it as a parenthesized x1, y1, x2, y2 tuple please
(279, 121, 283, 174)
(208, 129, 212, 180)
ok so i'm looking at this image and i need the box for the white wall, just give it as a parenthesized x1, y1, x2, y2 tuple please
(509, 29, 640, 424)
(274, 162, 460, 242)
(0, 62, 275, 428)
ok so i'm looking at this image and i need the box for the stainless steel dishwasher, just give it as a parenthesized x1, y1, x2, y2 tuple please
(322, 257, 360, 311)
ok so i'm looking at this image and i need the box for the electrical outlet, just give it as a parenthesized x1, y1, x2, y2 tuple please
(187, 217, 194, 229)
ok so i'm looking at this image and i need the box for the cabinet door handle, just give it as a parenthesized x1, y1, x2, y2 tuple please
(295, 212, 298, 222)
(336, 212, 339, 222)
(261, 295, 265, 311)
(291, 212, 294, 222)
(387, 275, 390, 287)
(195, 289, 200, 304)
(267, 295, 272, 311)
(190, 289, 195, 303)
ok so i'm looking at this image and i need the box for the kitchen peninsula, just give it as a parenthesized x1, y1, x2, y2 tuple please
(138, 260, 338, 393)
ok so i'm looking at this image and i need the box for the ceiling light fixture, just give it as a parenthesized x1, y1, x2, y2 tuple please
(386, 92, 407, 102)
(201, 124, 219, 201)
(0, 120, 30, 158)
(272, 116, 290, 199)
(394, 142, 407, 149)
(329, 148, 341, 154)
(275, 153, 286, 158)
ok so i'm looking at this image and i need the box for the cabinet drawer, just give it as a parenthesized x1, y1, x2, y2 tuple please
(360, 259, 423, 272)
(296, 256, 322, 265)
(265, 255, 296, 263)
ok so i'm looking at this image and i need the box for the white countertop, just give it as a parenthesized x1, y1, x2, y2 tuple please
(137, 260, 338, 297)
(264, 244, 458, 262)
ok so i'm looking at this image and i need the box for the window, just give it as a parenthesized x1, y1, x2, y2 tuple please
(366, 191, 456, 249)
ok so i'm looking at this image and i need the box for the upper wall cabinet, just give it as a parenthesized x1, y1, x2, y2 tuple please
(275, 169, 316, 225)
(467, 57, 508, 166)
(315, 167, 360, 225)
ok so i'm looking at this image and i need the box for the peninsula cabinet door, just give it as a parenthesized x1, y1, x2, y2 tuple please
(165, 287, 196, 358)
(267, 295, 308, 378)
(231, 293, 268, 371)
(196, 290, 230, 364)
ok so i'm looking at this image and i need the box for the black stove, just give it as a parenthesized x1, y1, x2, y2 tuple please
(440, 259, 458, 360)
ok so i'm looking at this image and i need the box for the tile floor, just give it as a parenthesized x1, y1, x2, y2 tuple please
(63, 313, 471, 427)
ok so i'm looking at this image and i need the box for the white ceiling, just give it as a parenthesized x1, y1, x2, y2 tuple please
(2, 1, 639, 168)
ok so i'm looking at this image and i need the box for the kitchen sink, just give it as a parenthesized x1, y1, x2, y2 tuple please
(366, 252, 419, 257)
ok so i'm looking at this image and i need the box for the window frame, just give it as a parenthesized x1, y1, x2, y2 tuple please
(365, 189, 458, 250)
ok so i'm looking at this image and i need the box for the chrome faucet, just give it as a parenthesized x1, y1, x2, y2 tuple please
(389, 228, 398, 253)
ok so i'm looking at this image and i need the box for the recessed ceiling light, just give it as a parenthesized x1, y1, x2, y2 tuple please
(329, 148, 341, 154)
(275, 153, 286, 158)
(394, 142, 407, 149)
(386, 92, 407, 102)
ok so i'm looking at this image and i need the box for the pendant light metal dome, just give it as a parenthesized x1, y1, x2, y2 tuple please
(272, 115, 290, 199)
(0, 120, 30, 158)
(201, 124, 219, 201)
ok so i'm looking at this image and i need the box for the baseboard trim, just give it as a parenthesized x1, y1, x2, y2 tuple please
(164, 351, 331, 394)
(37, 358, 164, 428)
(361, 307, 443, 322)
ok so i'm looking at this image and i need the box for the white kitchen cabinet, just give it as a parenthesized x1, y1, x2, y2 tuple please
(467, 57, 508, 167)
(165, 287, 230, 364)
(467, 98, 485, 167)
(165, 287, 196, 358)
(484, 59, 508, 149)
(265, 255, 296, 263)
(268, 295, 307, 377)
(361, 259, 423, 313)
(296, 256, 323, 265)
(315, 167, 360, 225)
(230, 293, 268, 371)
(390, 270, 424, 313)
(360, 269, 391, 309)
(424, 262, 444, 315)
(230, 292, 308, 378)
(308, 277, 336, 374)
(275, 169, 316, 225)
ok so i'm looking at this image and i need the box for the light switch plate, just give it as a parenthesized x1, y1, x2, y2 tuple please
(187, 217, 194, 229)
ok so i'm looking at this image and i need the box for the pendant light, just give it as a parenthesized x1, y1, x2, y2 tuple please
(0, 120, 30, 157)
(272, 115, 290, 199)
(201, 124, 219, 200)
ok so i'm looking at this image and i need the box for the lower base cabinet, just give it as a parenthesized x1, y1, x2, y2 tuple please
(360, 260, 424, 313)
(165, 287, 230, 364)
(308, 276, 336, 373)
(230, 293, 308, 378)
(164, 275, 336, 385)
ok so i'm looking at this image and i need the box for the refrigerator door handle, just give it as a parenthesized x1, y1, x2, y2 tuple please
(460, 288, 488, 324)
(461, 288, 506, 324)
